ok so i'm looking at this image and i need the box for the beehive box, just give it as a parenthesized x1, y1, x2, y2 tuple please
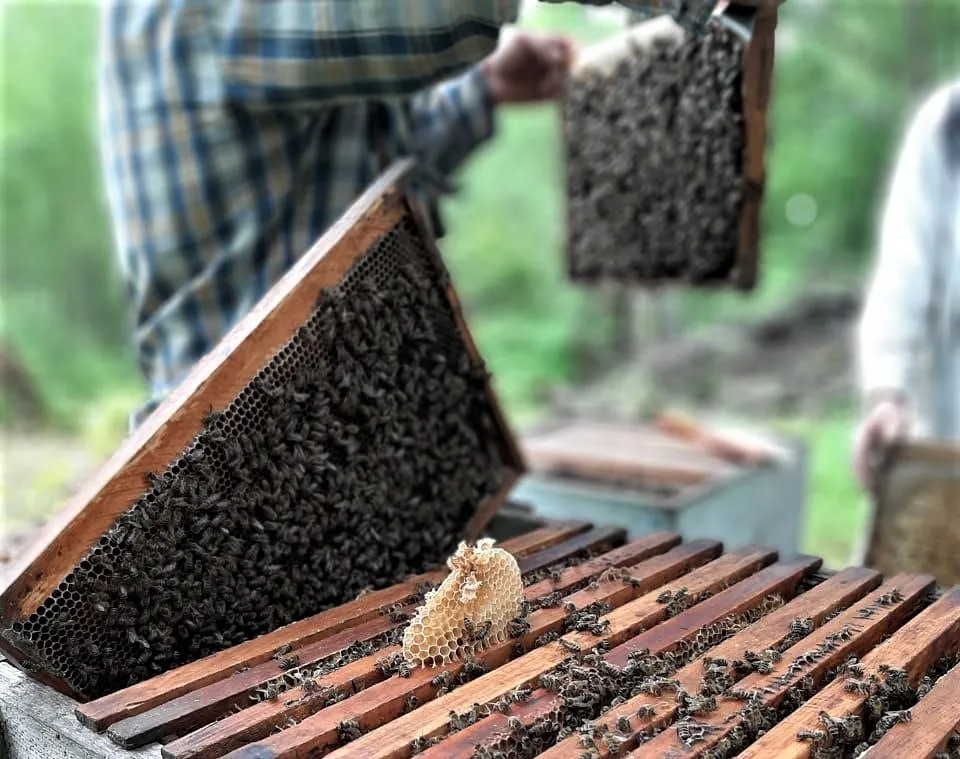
(863, 439, 960, 586)
(6, 521, 955, 759)
(0, 159, 524, 702)
(563, 0, 782, 289)
(510, 418, 806, 558)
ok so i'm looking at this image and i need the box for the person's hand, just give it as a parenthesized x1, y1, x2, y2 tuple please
(852, 394, 909, 492)
(480, 31, 577, 105)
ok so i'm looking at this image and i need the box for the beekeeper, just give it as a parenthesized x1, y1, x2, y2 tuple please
(853, 79, 960, 490)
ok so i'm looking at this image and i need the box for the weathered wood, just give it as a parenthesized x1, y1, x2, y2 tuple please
(735, 2, 777, 290)
(0, 661, 162, 759)
(0, 157, 526, 698)
(105, 526, 631, 749)
(281, 547, 776, 759)
(535, 566, 883, 759)
(865, 659, 960, 759)
(516, 525, 627, 575)
(737, 586, 960, 759)
(627, 573, 937, 757)
(424, 554, 828, 758)
(165, 538, 712, 759)
(520, 421, 737, 489)
(76, 523, 586, 733)
(160, 534, 683, 759)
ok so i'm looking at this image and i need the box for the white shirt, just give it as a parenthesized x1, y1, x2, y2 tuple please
(857, 80, 960, 442)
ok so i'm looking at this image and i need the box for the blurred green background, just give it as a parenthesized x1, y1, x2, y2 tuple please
(1, 0, 958, 566)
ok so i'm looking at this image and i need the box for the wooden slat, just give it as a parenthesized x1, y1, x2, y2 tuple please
(734, 2, 778, 290)
(267, 547, 776, 759)
(104, 526, 624, 749)
(865, 660, 960, 759)
(152, 534, 685, 759)
(76, 523, 588, 732)
(425, 555, 830, 758)
(535, 566, 882, 759)
(737, 586, 960, 759)
(627, 573, 937, 758)
(516, 525, 627, 575)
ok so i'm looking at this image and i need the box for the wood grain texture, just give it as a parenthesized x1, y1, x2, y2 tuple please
(536, 566, 882, 759)
(735, 3, 777, 290)
(103, 527, 632, 749)
(515, 525, 627, 575)
(424, 554, 826, 758)
(627, 573, 938, 758)
(279, 548, 776, 759)
(0, 661, 162, 759)
(75, 524, 586, 733)
(864, 659, 960, 759)
(736, 586, 960, 759)
(149, 535, 686, 759)
(211, 540, 726, 759)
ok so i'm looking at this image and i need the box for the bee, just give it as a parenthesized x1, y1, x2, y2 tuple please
(560, 639, 582, 654)
(657, 590, 673, 603)
(278, 655, 300, 670)
(471, 620, 493, 643)
(876, 588, 905, 606)
(507, 716, 524, 731)
(797, 728, 827, 744)
(845, 678, 873, 695)
(636, 704, 657, 718)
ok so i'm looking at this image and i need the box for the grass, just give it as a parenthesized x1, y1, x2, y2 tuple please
(771, 410, 868, 568)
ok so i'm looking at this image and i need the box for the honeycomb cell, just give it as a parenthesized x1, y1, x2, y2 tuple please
(402, 539, 523, 667)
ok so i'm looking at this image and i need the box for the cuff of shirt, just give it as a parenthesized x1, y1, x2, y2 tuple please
(457, 65, 497, 149)
(858, 354, 911, 408)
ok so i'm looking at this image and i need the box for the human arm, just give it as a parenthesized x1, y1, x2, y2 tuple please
(404, 31, 575, 178)
(853, 89, 949, 488)
(215, 0, 713, 108)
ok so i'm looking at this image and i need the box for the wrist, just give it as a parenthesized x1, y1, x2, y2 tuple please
(478, 59, 504, 105)
(864, 389, 907, 411)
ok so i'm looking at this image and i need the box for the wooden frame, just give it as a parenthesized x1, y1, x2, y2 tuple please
(863, 439, 960, 585)
(0, 158, 525, 697)
(563, 0, 781, 292)
(8, 531, 959, 759)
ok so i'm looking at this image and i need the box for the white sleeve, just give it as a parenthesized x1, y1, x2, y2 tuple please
(856, 87, 950, 405)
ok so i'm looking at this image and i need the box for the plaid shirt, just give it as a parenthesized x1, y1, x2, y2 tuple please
(98, 0, 712, 428)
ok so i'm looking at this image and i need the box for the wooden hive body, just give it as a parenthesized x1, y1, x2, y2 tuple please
(0, 160, 525, 701)
(563, 0, 783, 291)
(62, 521, 960, 759)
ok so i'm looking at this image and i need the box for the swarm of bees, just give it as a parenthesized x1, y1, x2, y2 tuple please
(16, 218, 513, 698)
(564, 19, 747, 283)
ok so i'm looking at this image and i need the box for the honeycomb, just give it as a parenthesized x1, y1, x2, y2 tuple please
(402, 539, 523, 667)
(564, 19, 746, 282)
(1, 215, 511, 699)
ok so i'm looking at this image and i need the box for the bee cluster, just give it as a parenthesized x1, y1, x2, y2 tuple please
(844, 653, 960, 758)
(474, 595, 787, 759)
(564, 19, 746, 284)
(6, 217, 510, 699)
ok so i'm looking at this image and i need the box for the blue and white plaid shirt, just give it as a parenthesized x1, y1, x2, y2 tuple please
(98, 0, 712, 427)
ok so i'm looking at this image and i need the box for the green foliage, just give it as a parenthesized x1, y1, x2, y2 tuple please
(1, 1, 142, 429)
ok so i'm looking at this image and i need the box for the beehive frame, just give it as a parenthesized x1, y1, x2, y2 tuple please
(0, 159, 525, 700)
(563, 0, 782, 291)
(66, 524, 960, 759)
